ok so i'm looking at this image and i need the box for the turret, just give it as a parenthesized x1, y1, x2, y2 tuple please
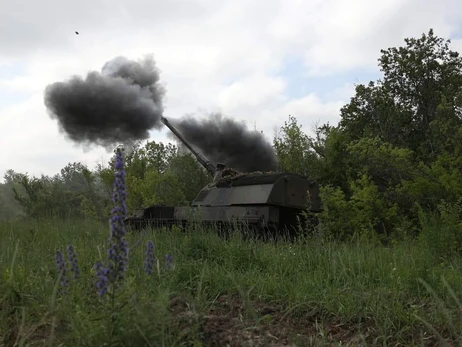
(160, 116, 225, 179)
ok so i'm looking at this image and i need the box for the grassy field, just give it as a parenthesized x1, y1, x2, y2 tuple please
(0, 218, 461, 346)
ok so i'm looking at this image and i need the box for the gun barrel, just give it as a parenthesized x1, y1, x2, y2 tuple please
(161, 116, 217, 176)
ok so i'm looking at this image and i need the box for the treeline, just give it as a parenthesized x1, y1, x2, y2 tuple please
(0, 142, 211, 221)
(2, 29, 462, 250)
(274, 29, 462, 251)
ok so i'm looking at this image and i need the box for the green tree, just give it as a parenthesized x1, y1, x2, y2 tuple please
(166, 153, 210, 203)
(93, 140, 212, 211)
(306, 29, 462, 240)
(0, 170, 26, 220)
(273, 115, 322, 178)
(339, 29, 462, 162)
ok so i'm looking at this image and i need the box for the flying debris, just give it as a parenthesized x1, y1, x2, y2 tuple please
(75, 31, 79, 35)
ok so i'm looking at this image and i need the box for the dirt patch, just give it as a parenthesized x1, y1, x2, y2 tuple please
(168, 294, 458, 346)
(168, 294, 367, 346)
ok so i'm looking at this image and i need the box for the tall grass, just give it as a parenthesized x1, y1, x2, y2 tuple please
(0, 217, 461, 346)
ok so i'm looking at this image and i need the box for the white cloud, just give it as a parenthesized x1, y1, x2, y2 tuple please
(218, 75, 287, 111)
(269, 0, 462, 76)
(1, 0, 461, 179)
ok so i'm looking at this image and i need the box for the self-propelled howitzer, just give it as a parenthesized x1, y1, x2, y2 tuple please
(124, 116, 322, 239)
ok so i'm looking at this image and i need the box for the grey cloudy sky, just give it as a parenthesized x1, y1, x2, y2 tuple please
(1, 0, 462, 180)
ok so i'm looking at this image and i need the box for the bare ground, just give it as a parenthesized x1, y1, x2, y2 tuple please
(168, 294, 456, 347)
(169, 294, 374, 346)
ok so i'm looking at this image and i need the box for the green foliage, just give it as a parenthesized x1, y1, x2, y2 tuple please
(318, 174, 400, 241)
(0, 170, 25, 220)
(293, 28, 462, 241)
(313, 126, 351, 188)
(418, 198, 462, 260)
(122, 140, 210, 209)
(273, 115, 322, 178)
(0, 140, 211, 221)
(79, 195, 100, 220)
(1, 219, 462, 345)
(316, 184, 353, 240)
(6, 163, 108, 220)
(340, 29, 462, 163)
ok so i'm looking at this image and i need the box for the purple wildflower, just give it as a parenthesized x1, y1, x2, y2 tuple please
(94, 261, 109, 297)
(93, 147, 130, 296)
(55, 250, 69, 289)
(145, 241, 156, 275)
(107, 147, 129, 282)
(66, 244, 80, 280)
(165, 253, 173, 270)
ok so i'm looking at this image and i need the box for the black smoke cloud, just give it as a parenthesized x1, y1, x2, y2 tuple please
(44, 55, 165, 148)
(170, 114, 278, 172)
(44, 55, 278, 172)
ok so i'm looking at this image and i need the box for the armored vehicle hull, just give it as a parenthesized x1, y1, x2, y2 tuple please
(124, 170, 321, 239)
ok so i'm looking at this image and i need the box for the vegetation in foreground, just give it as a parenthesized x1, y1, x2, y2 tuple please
(1, 216, 462, 346)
